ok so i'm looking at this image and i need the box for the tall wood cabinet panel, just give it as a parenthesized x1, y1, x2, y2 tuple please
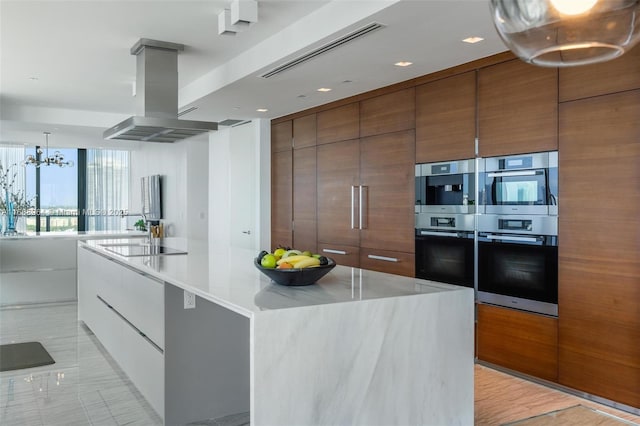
(477, 304, 558, 382)
(359, 130, 415, 254)
(317, 139, 361, 251)
(272, 120, 292, 153)
(293, 147, 317, 253)
(558, 90, 640, 408)
(559, 46, 640, 102)
(293, 114, 316, 149)
(317, 103, 360, 145)
(360, 88, 415, 138)
(478, 59, 558, 157)
(416, 72, 476, 163)
(271, 150, 292, 249)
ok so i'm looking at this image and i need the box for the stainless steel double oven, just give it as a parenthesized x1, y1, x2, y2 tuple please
(414, 151, 559, 316)
(477, 151, 559, 316)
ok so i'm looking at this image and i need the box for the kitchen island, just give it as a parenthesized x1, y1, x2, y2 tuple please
(78, 238, 474, 425)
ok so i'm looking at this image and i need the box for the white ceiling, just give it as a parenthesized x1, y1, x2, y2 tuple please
(0, 0, 507, 148)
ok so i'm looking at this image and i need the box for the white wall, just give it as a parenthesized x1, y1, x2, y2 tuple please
(130, 134, 208, 239)
(209, 119, 270, 251)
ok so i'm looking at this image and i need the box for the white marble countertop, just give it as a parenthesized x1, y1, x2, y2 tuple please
(0, 230, 147, 241)
(79, 238, 470, 318)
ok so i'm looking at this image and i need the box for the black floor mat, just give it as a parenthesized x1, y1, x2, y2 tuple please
(0, 341, 55, 372)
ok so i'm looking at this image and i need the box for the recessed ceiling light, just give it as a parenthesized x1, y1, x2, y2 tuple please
(297, 94, 306, 98)
(233, 106, 241, 110)
(394, 61, 413, 67)
(342, 80, 353, 84)
(462, 36, 484, 44)
(256, 108, 268, 112)
(317, 87, 332, 92)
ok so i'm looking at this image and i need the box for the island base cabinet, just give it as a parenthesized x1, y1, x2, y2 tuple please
(77, 246, 164, 418)
(477, 303, 558, 382)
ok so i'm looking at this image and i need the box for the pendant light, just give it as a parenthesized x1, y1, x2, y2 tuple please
(23, 132, 74, 168)
(490, 0, 640, 67)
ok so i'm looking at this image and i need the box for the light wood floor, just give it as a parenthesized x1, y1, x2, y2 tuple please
(475, 364, 640, 425)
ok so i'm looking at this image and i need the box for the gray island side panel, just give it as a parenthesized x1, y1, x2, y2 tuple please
(164, 283, 250, 426)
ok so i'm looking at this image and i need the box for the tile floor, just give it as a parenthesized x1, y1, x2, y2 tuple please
(0, 302, 161, 425)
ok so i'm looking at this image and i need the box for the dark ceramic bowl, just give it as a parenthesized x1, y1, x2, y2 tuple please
(254, 257, 336, 286)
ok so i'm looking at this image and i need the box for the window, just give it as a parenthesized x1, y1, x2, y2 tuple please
(0, 145, 130, 233)
(86, 149, 130, 231)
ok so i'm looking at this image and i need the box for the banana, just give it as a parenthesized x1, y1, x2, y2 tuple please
(293, 257, 321, 269)
(276, 255, 311, 266)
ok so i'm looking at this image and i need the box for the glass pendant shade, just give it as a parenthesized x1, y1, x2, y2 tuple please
(490, 0, 640, 67)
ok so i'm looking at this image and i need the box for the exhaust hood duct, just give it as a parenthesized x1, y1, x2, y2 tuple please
(104, 38, 217, 143)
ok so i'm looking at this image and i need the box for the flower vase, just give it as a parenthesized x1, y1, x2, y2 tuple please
(3, 191, 17, 235)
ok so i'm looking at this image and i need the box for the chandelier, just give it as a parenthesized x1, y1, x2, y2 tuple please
(490, 0, 640, 67)
(23, 132, 74, 168)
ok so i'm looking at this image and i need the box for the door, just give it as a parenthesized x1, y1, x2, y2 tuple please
(229, 123, 258, 250)
(317, 139, 360, 247)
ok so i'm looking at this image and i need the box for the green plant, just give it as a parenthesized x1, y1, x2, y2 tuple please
(134, 219, 147, 231)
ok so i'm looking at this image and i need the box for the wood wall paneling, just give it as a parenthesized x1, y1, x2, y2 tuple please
(293, 114, 317, 149)
(271, 150, 292, 249)
(478, 59, 558, 157)
(559, 45, 640, 102)
(416, 71, 477, 163)
(359, 130, 415, 254)
(360, 88, 415, 138)
(316, 103, 360, 145)
(558, 89, 640, 408)
(360, 248, 415, 277)
(316, 139, 360, 247)
(293, 146, 317, 253)
(477, 303, 558, 382)
(271, 120, 292, 153)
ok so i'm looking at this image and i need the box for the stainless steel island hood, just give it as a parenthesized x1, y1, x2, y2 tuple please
(104, 38, 217, 143)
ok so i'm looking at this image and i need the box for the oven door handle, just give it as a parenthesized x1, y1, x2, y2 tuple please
(487, 170, 538, 178)
(485, 234, 539, 243)
(418, 231, 461, 237)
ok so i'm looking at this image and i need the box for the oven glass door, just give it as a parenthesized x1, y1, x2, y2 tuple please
(415, 233, 474, 287)
(484, 170, 548, 205)
(478, 235, 557, 304)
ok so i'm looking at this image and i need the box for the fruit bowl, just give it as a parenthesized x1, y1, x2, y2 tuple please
(254, 257, 336, 286)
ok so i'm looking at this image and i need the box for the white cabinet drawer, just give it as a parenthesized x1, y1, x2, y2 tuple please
(120, 316, 164, 416)
(120, 267, 164, 349)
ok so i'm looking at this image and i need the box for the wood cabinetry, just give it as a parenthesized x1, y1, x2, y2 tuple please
(293, 146, 317, 253)
(559, 46, 640, 102)
(360, 88, 415, 137)
(317, 138, 360, 254)
(316, 130, 415, 273)
(416, 72, 476, 163)
(293, 114, 316, 148)
(317, 103, 359, 145)
(360, 248, 415, 277)
(271, 120, 292, 153)
(478, 59, 558, 157)
(558, 90, 640, 408)
(477, 303, 558, 382)
(271, 150, 292, 249)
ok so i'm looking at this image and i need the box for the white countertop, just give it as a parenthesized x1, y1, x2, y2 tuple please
(1, 230, 147, 241)
(80, 238, 469, 318)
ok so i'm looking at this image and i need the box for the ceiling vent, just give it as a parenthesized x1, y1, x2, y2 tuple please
(218, 119, 251, 127)
(260, 22, 385, 79)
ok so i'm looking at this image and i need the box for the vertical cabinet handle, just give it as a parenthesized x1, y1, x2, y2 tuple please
(351, 186, 356, 229)
(359, 185, 368, 230)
